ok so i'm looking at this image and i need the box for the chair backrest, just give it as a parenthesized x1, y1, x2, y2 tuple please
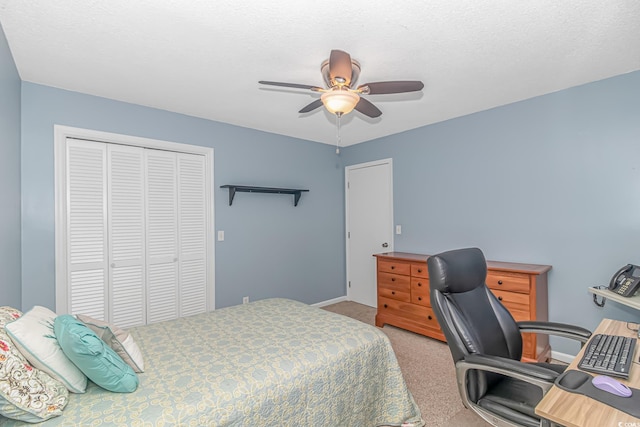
(427, 247, 523, 401)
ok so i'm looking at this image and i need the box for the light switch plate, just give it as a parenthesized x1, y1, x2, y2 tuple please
(217, 230, 224, 241)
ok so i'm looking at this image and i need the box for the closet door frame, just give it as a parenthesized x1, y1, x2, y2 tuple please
(54, 125, 215, 315)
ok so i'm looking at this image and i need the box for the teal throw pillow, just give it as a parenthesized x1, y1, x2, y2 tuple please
(53, 315, 139, 393)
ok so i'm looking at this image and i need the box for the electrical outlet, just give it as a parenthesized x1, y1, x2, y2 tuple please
(242, 296, 249, 304)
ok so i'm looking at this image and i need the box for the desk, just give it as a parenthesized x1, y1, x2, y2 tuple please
(535, 319, 640, 426)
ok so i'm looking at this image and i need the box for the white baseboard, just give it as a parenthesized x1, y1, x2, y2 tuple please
(551, 350, 576, 364)
(312, 296, 348, 307)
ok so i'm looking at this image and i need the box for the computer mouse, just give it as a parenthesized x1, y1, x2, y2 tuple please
(592, 375, 633, 398)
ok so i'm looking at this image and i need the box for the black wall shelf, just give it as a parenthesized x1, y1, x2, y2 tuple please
(220, 185, 309, 206)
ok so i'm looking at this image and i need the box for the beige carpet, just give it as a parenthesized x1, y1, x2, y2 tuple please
(322, 301, 489, 427)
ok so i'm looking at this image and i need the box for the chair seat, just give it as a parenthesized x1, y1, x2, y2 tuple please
(478, 363, 567, 427)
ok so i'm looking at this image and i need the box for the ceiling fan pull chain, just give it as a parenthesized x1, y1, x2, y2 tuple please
(335, 112, 342, 154)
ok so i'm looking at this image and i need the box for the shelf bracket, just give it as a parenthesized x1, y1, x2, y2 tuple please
(227, 186, 237, 206)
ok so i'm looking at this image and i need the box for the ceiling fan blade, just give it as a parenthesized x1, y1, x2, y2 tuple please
(298, 99, 324, 114)
(329, 50, 353, 86)
(259, 81, 323, 91)
(355, 97, 382, 118)
(357, 81, 424, 95)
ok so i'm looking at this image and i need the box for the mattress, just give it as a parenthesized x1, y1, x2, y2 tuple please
(6, 298, 424, 426)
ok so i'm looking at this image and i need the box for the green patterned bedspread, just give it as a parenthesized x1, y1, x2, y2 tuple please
(8, 298, 424, 426)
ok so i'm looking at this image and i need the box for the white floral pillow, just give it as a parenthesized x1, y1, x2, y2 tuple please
(4, 306, 87, 393)
(0, 306, 69, 423)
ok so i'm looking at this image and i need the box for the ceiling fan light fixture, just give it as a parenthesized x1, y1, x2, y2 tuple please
(321, 89, 360, 115)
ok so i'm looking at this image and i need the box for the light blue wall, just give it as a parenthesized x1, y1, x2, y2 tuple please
(343, 70, 640, 355)
(21, 83, 346, 311)
(15, 57, 640, 356)
(0, 23, 22, 308)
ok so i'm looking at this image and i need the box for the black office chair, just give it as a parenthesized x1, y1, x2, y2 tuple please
(427, 247, 591, 427)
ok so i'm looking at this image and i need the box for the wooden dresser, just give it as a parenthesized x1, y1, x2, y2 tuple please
(374, 252, 551, 362)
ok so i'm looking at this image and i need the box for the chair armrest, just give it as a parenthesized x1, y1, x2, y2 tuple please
(463, 353, 560, 384)
(517, 320, 592, 344)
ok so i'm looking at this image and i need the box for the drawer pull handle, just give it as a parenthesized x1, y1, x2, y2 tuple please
(417, 268, 422, 273)
(428, 315, 432, 320)
(391, 278, 395, 282)
(418, 297, 422, 301)
(384, 304, 388, 308)
(498, 296, 503, 301)
(391, 291, 395, 295)
(391, 266, 395, 270)
(498, 280, 503, 285)
(417, 282, 422, 287)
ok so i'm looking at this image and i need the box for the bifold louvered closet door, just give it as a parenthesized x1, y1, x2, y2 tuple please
(65, 138, 207, 328)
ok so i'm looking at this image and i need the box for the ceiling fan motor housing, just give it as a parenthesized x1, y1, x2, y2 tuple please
(321, 58, 361, 88)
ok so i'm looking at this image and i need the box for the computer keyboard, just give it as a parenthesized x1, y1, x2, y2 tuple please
(577, 333, 636, 379)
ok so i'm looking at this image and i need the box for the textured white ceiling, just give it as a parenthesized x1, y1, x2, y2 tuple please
(1, 1, 639, 147)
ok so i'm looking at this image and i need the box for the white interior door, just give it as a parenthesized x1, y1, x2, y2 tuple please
(177, 153, 208, 317)
(66, 139, 109, 319)
(145, 149, 179, 324)
(346, 159, 393, 308)
(107, 144, 146, 328)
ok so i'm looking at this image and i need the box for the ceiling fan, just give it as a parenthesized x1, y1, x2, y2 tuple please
(259, 50, 424, 118)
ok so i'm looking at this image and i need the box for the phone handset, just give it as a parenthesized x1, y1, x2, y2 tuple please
(609, 264, 634, 291)
(608, 263, 640, 297)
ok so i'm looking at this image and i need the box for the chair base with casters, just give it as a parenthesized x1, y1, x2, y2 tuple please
(427, 247, 591, 427)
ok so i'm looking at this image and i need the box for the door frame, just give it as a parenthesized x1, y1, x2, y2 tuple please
(53, 125, 215, 314)
(345, 158, 394, 303)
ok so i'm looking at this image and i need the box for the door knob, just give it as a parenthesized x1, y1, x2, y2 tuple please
(382, 242, 389, 248)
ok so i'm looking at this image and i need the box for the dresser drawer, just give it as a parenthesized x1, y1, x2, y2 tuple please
(508, 308, 531, 322)
(486, 271, 530, 294)
(378, 260, 411, 275)
(411, 263, 429, 278)
(378, 272, 411, 290)
(411, 278, 430, 306)
(378, 287, 410, 302)
(378, 296, 439, 328)
(491, 289, 530, 312)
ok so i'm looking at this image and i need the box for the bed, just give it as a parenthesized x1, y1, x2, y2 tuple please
(5, 298, 424, 426)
